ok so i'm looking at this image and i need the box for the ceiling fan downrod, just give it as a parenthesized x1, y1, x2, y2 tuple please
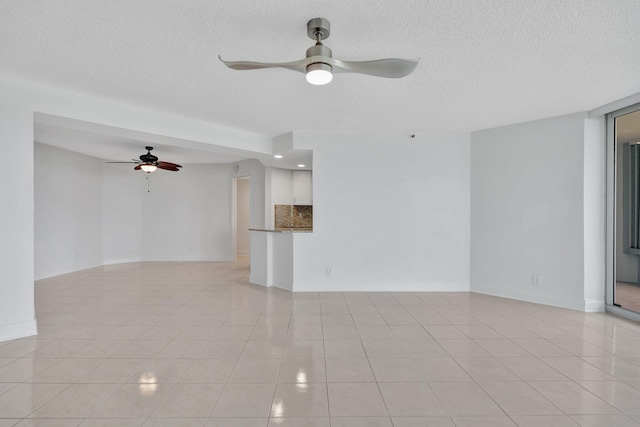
(306, 18, 330, 42)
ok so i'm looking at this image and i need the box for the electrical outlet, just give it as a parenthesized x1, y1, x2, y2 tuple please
(326, 267, 332, 276)
(532, 275, 542, 286)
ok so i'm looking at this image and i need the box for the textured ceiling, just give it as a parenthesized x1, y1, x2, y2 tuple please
(1, 0, 640, 138)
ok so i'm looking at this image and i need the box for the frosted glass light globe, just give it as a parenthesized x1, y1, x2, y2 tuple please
(306, 63, 333, 85)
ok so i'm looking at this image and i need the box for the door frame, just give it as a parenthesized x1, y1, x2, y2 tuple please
(232, 174, 251, 260)
(605, 103, 640, 321)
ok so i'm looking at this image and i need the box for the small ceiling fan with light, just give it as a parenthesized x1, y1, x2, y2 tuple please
(219, 18, 419, 85)
(106, 146, 182, 173)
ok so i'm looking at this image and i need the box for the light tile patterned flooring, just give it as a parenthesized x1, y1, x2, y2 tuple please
(1, 259, 640, 426)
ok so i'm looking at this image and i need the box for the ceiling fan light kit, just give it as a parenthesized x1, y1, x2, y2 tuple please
(139, 164, 157, 173)
(306, 63, 333, 85)
(219, 18, 418, 85)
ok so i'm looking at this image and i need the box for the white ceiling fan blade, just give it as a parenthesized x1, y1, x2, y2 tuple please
(219, 55, 308, 74)
(330, 58, 419, 78)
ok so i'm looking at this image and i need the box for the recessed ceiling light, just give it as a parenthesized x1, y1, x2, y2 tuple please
(274, 154, 283, 158)
(297, 164, 306, 168)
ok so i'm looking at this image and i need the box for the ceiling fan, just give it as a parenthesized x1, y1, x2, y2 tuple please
(106, 146, 182, 173)
(219, 18, 419, 85)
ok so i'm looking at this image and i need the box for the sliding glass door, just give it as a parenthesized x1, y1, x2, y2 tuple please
(608, 105, 640, 317)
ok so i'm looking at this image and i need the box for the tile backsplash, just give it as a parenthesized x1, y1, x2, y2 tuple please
(275, 204, 313, 229)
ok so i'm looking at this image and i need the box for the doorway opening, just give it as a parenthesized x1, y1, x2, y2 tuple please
(607, 105, 640, 319)
(234, 176, 251, 261)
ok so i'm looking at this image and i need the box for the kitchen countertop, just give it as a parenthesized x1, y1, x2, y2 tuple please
(249, 228, 313, 233)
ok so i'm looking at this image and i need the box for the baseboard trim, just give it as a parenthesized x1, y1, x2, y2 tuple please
(293, 281, 470, 292)
(103, 257, 141, 265)
(250, 274, 269, 287)
(273, 282, 293, 292)
(472, 287, 585, 311)
(35, 261, 103, 280)
(0, 319, 38, 343)
(584, 299, 605, 312)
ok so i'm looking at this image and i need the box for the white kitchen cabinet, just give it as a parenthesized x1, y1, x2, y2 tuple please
(271, 167, 293, 205)
(292, 170, 312, 205)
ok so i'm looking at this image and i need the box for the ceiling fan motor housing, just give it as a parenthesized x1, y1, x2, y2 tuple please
(140, 146, 158, 164)
(306, 44, 332, 59)
(306, 44, 332, 74)
(139, 153, 158, 163)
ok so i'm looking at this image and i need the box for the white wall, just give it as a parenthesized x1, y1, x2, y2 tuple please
(250, 231, 270, 287)
(0, 106, 37, 341)
(36, 145, 240, 271)
(141, 164, 234, 261)
(248, 232, 293, 290)
(236, 178, 250, 257)
(470, 113, 605, 311)
(35, 143, 104, 279)
(273, 233, 293, 290)
(291, 131, 471, 292)
(102, 163, 143, 265)
(583, 117, 606, 311)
